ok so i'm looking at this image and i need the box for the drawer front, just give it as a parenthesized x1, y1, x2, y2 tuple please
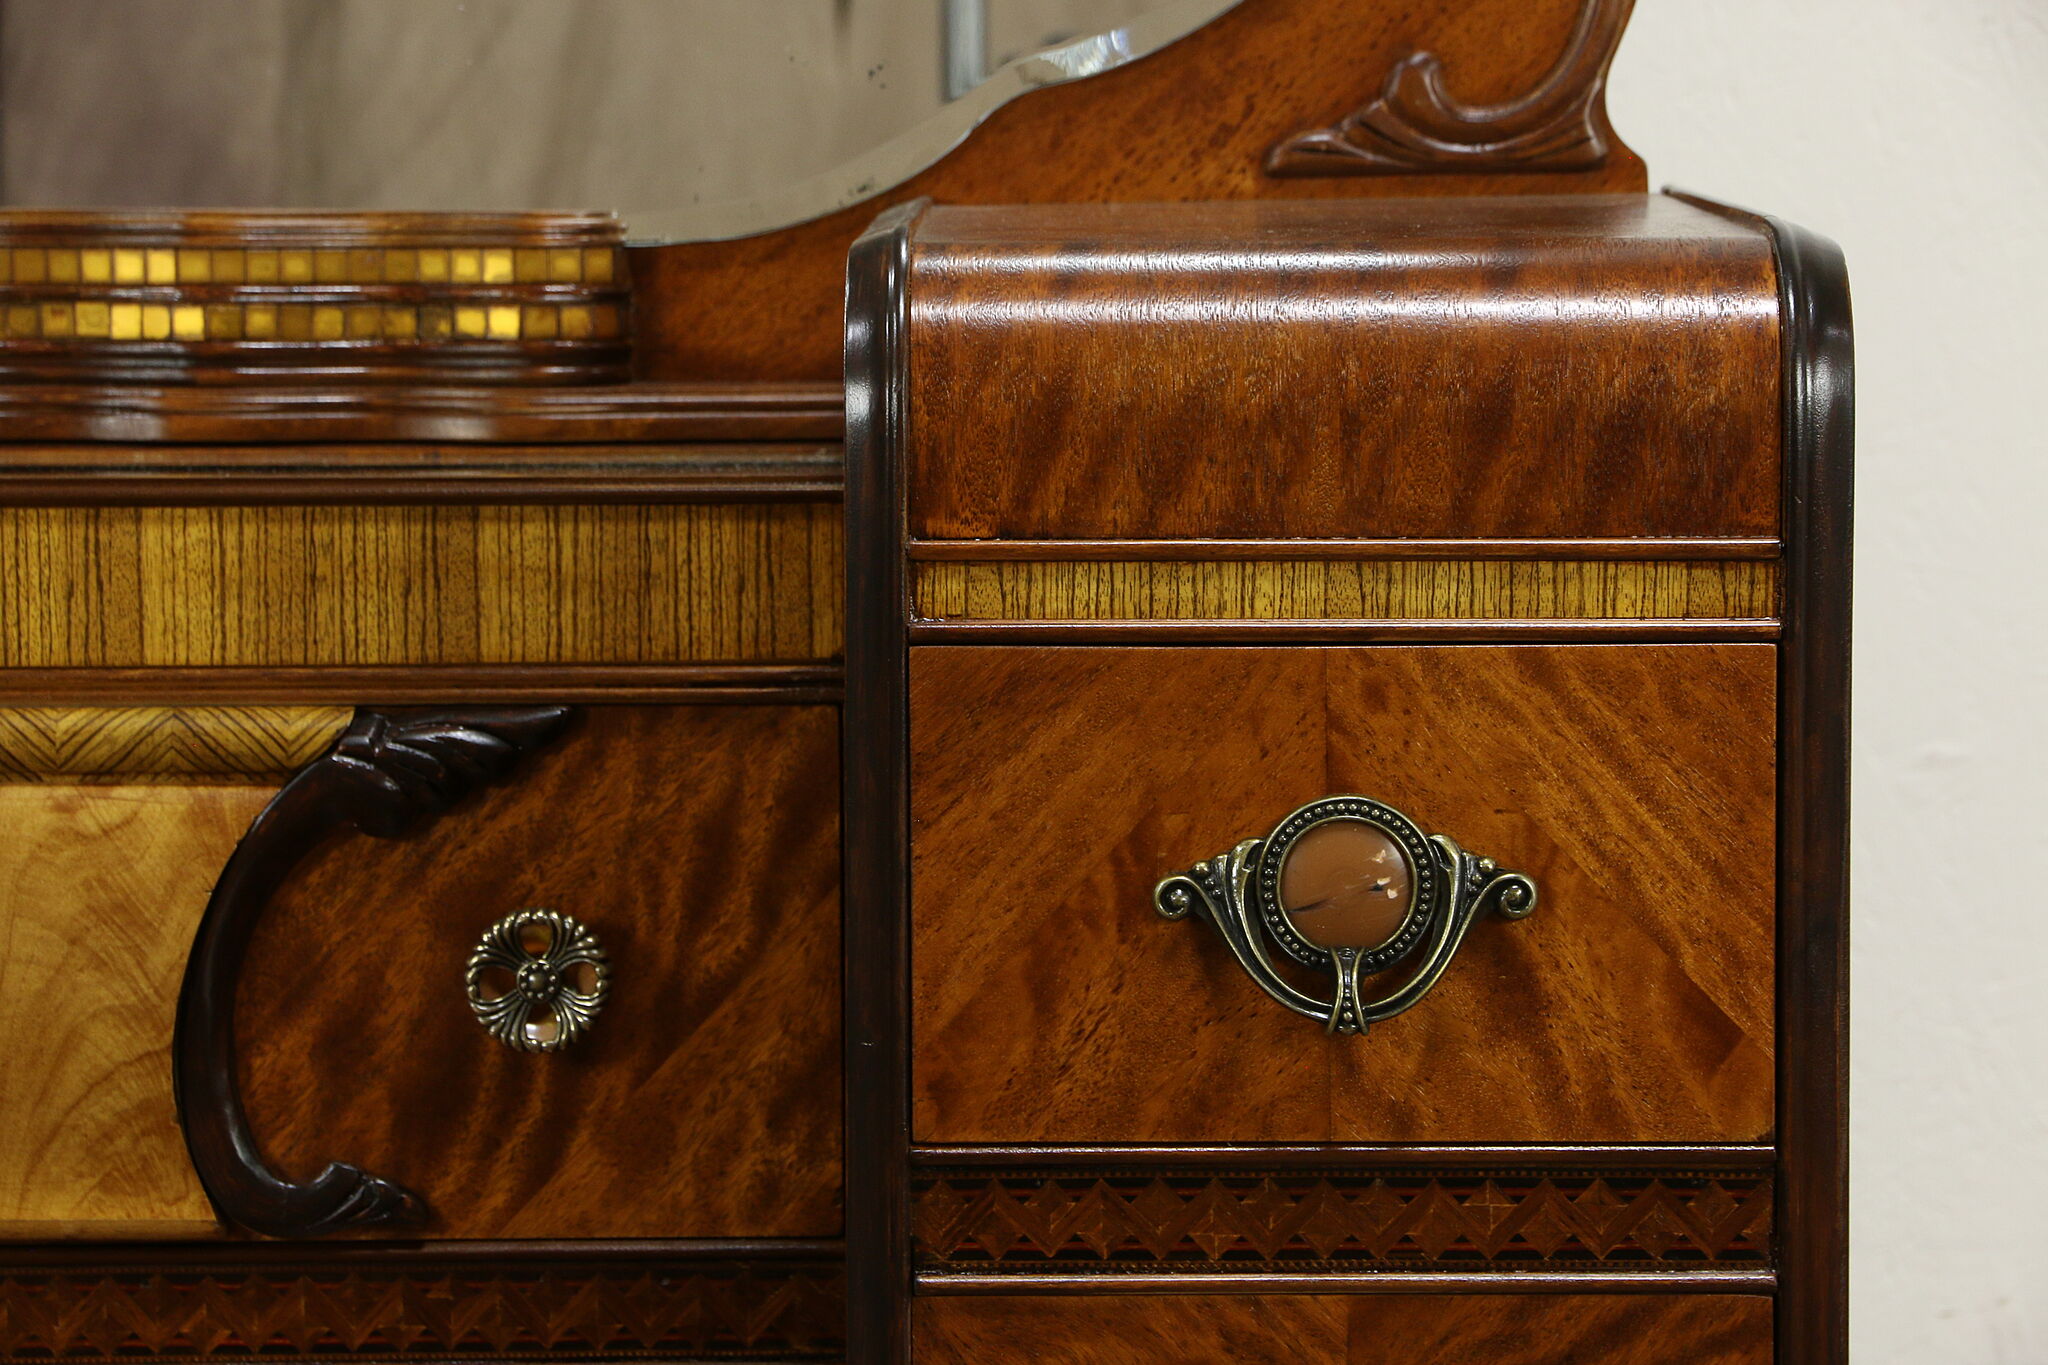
(905, 198, 1781, 542)
(0, 702, 841, 1242)
(910, 644, 1775, 1144)
(237, 704, 842, 1239)
(912, 1294, 1773, 1365)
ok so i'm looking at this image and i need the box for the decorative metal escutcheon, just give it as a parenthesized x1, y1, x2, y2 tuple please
(1155, 796, 1536, 1035)
(465, 908, 611, 1052)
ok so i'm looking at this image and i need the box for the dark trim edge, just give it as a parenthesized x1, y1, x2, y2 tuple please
(1765, 211, 1854, 1365)
(843, 198, 928, 1365)
(0, 663, 841, 705)
(916, 1270, 1777, 1295)
(1671, 187, 1853, 1365)
(909, 1143, 1776, 1170)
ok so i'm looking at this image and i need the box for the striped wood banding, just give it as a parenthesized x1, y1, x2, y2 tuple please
(913, 558, 1778, 623)
(0, 504, 842, 667)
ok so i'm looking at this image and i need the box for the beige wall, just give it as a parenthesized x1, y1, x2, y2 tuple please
(1612, 3, 2048, 1360)
(0, 0, 1160, 222)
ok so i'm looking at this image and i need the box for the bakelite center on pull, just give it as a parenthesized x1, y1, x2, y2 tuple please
(1277, 821, 1414, 951)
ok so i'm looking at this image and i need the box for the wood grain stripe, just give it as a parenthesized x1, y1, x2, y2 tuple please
(907, 538, 1780, 562)
(0, 504, 842, 666)
(0, 706, 349, 781)
(914, 559, 1777, 622)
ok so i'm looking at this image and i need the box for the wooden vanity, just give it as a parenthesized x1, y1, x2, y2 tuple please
(0, 2, 1849, 1362)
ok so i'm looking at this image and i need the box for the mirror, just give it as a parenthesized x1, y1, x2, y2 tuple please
(0, 0, 1238, 244)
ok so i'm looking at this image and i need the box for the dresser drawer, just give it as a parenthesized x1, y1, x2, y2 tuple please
(235, 703, 842, 1239)
(909, 644, 1775, 1145)
(912, 1294, 1773, 1365)
(0, 702, 842, 1241)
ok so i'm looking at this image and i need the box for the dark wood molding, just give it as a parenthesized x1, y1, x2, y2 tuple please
(0, 1237, 841, 1269)
(912, 1167, 1772, 1276)
(842, 200, 924, 1365)
(908, 538, 1780, 563)
(911, 1145, 1775, 1169)
(173, 706, 572, 1239)
(0, 379, 841, 444)
(1767, 211, 1855, 1365)
(908, 619, 1781, 643)
(0, 1255, 843, 1360)
(0, 442, 841, 506)
(0, 664, 841, 705)
(917, 1270, 1775, 1295)
(1265, 0, 1635, 178)
(1674, 188, 1854, 1365)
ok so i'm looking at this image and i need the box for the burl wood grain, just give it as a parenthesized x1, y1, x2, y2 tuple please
(636, 0, 1648, 382)
(911, 646, 1776, 1144)
(913, 559, 1778, 622)
(0, 503, 841, 667)
(904, 198, 1780, 542)
(0, 784, 272, 1237)
(912, 1294, 1772, 1365)
(237, 705, 843, 1239)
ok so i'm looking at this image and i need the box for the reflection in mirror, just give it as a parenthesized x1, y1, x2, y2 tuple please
(0, 0, 1238, 243)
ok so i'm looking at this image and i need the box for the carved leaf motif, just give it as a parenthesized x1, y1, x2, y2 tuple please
(1265, 0, 1634, 178)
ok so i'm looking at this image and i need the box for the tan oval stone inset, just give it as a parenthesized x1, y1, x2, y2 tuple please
(1277, 820, 1414, 951)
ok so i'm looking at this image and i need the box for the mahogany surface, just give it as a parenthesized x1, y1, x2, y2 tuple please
(911, 1294, 1773, 1365)
(634, 0, 1646, 382)
(909, 644, 1776, 1144)
(237, 705, 843, 1239)
(903, 197, 1780, 541)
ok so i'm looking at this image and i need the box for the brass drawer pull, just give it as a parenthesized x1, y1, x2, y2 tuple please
(466, 909, 611, 1052)
(1155, 796, 1535, 1035)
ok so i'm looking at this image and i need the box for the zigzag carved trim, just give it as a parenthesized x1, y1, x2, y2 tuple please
(913, 1169, 1772, 1273)
(0, 706, 352, 781)
(0, 1261, 844, 1360)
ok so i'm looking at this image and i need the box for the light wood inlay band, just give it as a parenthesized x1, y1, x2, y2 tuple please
(0, 706, 350, 781)
(0, 504, 843, 667)
(913, 559, 1779, 622)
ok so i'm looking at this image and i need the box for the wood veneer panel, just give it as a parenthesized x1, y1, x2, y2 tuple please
(910, 645, 1775, 1144)
(913, 559, 1777, 621)
(0, 706, 348, 781)
(912, 1294, 1772, 1365)
(637, 0, 1646, 382)
(0, 503, 842, 666)
(237, 705, 843, 1239)
(904, 197, 1780, 542)
(0, 784, 271, 1238)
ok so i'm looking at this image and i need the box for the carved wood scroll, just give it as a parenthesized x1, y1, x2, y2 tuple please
(173, 706, 571, 1238)
(1266, 0, 1634, 177)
